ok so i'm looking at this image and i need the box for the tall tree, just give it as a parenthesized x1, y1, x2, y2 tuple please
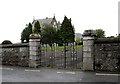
(33, 21, 41, 34)
(21, 23, 32, 43)
(95, 29, 105, 38)
(59, 16, 75, 68)
(41, 24, 57, 45)
(56, 29, 63, 46)
(59, 16, 75, 43)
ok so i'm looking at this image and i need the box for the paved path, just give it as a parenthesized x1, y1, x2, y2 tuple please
(0, 65, 119, 82)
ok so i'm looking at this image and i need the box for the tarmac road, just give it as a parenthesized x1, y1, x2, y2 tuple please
(0, 65, 119, 83)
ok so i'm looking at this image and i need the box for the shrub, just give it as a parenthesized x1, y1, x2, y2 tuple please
(2, 40, 12, 45)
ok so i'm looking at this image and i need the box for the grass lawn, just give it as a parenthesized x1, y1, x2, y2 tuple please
(41, 45, 83, 50)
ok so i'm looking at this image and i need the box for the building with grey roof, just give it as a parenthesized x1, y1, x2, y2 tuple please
(32, 15, 61, 30)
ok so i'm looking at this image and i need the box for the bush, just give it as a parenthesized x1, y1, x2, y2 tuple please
(2, 40, 12, 45)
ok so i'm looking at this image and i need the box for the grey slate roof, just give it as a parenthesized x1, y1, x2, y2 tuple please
(36, 18, 53, 26)
(32, 16, 61, 29)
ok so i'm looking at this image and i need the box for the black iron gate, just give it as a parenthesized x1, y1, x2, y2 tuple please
(40, 43, 83, 69)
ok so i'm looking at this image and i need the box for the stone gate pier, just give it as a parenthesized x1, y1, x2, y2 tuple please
(29, 34, 41, 68)
(82, 30, 96, 71)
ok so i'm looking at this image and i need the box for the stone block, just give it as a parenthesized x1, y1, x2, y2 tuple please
(83, 45, 93, 52)
(29, 59, 40, 68)
(83, 57, 94, 70)
(29, 47, 39, 51)
(29, 50, 39, 55)
(29, 39, 40, 42)
(83, 52, 93, 57)
(29, 55, 40, 60)
(83, 37, 95, 40)
(83, 40, 94, 45)
(29, 42, 40, 47)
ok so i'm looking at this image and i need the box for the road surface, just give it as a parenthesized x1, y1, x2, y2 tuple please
(0, 65, 119, 83)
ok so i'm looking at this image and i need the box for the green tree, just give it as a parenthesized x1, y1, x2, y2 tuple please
(59, 16, 75, 43)
(56, 29, 63, 46)
(95, 29, 105, 38)
(33, 21, 41, 34)
(75, 38, 81, 43)
(59, 16, 75, 68)
(41, 24, 57, 45)
(21, 23, 32, 43)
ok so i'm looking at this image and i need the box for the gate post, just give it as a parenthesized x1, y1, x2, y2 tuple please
(82, 30, 96, 71)
(29, 34, 41, 68)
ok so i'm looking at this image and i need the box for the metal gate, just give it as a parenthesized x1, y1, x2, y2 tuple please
(40, 43, 83, 69)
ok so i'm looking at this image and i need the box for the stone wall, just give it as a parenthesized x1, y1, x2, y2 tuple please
(0, 43, 29, 67)
(94, 38, 120, 71)
(82, 30, 120, 71)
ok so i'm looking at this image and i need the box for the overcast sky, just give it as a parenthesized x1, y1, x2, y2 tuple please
(0, 0, 119, 43)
